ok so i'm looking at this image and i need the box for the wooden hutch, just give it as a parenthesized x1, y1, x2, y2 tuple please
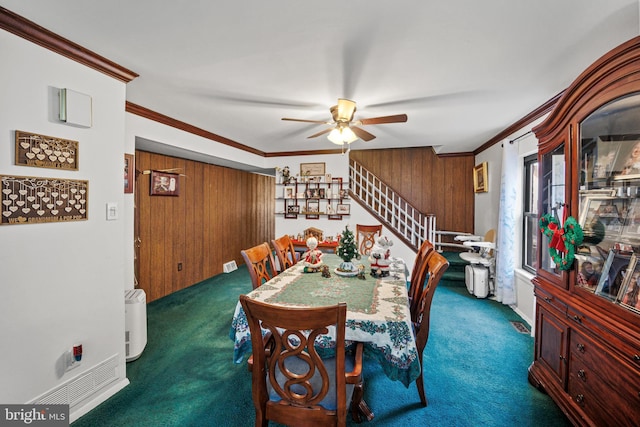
(529, 36, 640, 425)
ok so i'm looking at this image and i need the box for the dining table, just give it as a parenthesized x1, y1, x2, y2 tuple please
(229, 253, 422, 392)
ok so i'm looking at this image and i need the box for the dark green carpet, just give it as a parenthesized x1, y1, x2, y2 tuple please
(72, 267, 570, 427)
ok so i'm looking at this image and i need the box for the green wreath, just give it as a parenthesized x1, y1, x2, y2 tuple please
(539, 214, 584, 271)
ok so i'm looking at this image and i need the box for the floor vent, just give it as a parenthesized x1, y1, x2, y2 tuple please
(223, 260, 238, 273)
(509, 321, 530, 334)
(32, 355, 118, 407)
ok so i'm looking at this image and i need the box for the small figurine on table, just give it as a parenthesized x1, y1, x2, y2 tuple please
(357, 264, 366, 280)
(369, 235, 394, 278)
(321, 265, 331, 278)
(302, 237, 323, 273)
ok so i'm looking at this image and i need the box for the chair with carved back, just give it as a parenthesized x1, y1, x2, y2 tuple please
(407, 239, 435, 317)
(356, 224, 382, 256)
(239, 295, 364, 427)
(271, 235, 300, 273)
(411, 250, 449, 406)
(241, 242, 277, 290)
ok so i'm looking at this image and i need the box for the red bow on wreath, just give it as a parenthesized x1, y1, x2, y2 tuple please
(546, 221, 566, 253)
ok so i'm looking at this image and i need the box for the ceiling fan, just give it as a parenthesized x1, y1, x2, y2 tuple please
(281, 98, 408, 145)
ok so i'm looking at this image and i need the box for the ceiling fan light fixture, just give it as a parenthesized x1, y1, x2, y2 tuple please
(328, 126, 358, 145)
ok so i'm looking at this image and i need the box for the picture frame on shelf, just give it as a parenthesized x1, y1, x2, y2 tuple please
(473, 162, 488, 193)
(287, 205, 300, 214)
(283, 186, 295, 199)
(306, 199, 320, 213)
(611, 136, 640, 179)
(595, 249, 632, 301)
(617, 253, 640, 313)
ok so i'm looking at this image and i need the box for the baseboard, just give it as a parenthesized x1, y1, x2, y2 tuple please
(70, 378, 129, 423)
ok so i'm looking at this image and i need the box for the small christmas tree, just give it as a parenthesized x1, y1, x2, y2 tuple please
(337, 225, 358, 263)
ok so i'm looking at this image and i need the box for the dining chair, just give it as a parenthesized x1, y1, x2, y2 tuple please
(271, 234, 300, 273)
(356, 224, 382, 256)
(411, 250, 449, 406)
(241, 242, 277, 290)
(239, 295, 364, 427)
(407, 239, 435, 319)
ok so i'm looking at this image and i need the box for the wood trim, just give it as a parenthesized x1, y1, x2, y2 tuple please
(126, 102, 266, 156)
(474, 91, 563, 155)
(0, 7, 138, 83)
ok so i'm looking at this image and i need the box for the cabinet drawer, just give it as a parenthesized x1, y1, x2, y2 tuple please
(570, 330, 640, 422)
(535, 286, 567, 315)
(567, 370, 615, 427)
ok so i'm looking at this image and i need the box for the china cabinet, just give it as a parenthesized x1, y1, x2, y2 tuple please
(529, 36, 640, 426)
(276, 177, 350, 220)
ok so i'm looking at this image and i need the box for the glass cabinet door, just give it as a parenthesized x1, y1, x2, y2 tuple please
(540, 143, 566, 280)
(577, 92, 640, 312)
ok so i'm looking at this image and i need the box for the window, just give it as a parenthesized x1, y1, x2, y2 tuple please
(523, 154, 538, 273)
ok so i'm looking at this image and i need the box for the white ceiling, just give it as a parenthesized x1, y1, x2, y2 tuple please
(2, 1, 640, 155)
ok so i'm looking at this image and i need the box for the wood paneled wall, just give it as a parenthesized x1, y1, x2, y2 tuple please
(135, 150, 274, 302)
(350, 147, 475, 235)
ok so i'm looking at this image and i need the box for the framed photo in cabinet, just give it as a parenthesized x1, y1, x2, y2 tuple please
(617, 253, 640, 312)
(595, 249, 632, 301)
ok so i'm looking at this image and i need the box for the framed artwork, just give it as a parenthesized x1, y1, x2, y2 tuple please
(124, 153, 134, 194)
(287, 205, 300, 214)
(150, 171, 179, 196)
(473, 162, 488, 193)
(336, 204, 350, 215)
(1, 174, 88, 225)
(300, 162, 326, 176)
(15, 130, 79, 171)
(306, 199, 320, 213)
(283, 186, 295, 199)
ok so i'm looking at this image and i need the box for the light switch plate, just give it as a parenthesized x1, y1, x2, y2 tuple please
(106, 202, 118, 220)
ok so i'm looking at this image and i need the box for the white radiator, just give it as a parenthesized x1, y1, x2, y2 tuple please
(125, 289, 147, 362)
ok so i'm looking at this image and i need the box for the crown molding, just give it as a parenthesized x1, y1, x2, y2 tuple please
(0, 7, 138, 83)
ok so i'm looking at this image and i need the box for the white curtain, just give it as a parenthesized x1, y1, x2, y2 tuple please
(495, 139, 518, 305)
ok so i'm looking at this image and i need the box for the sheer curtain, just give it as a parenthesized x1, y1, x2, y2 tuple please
(495, 139, 518, 305)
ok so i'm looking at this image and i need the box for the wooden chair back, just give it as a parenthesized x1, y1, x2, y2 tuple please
(356, 224, 382, 256)
(412, 250, 449, 406)
(271, 235, 299, 272)
(240, 295, 353, 427)
(408, 240, 435, 317)
(241, 242, 277, 289)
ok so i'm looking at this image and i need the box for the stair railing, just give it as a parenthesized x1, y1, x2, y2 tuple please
(349, 160, 435, 251)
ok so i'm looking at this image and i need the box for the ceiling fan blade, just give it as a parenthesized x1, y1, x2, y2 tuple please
(357, 114, 408, 125)
(307, 128, 332, 139)
(350, 126, 376, 142)
(337, 98, 357, 121)
(282, 118, 331, 124)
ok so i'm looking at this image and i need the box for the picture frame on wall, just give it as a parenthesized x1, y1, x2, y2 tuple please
(300, 162, 326, 176)
(336, 204, 350, 215)
(473, 162, 488, 193)
(150, 171, 179, 196)
(124, 153, 134, 194)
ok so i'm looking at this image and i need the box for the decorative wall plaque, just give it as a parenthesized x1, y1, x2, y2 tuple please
(15, 130, 79, 171)
(1, 175, 88, 225)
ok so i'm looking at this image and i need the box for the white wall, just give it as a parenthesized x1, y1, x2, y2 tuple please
(473, 117, 547, 328)
(0, 31, 128, 419)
